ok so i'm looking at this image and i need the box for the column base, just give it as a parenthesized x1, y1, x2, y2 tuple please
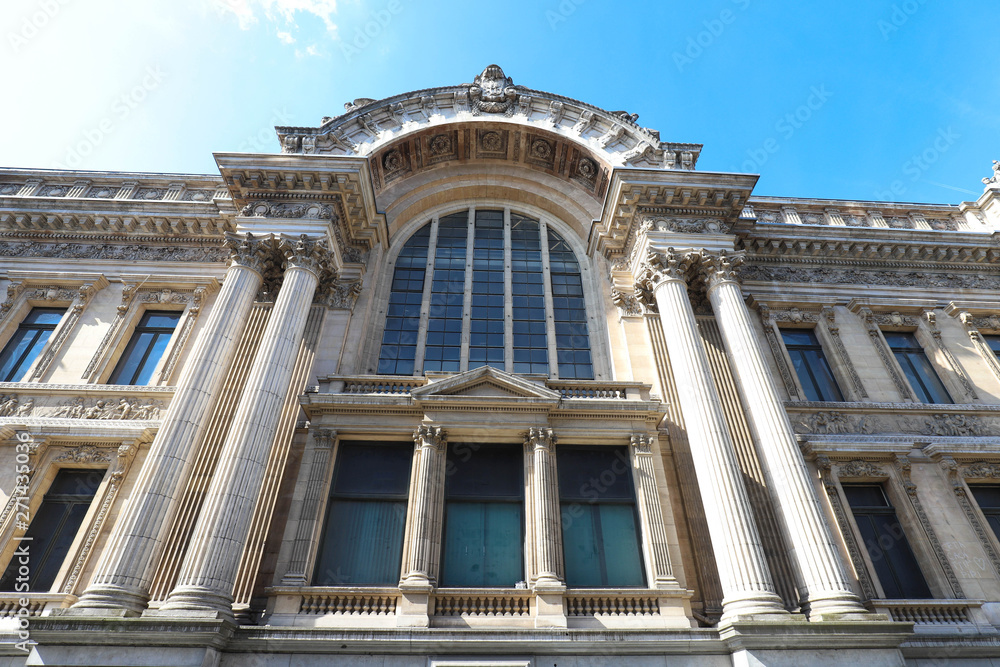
(719, 591, 793, 625)
(534, 590, 567, 629)
(64, 584, 149, 616)
(155, 585, 235, 622)
(395, 587, 432, 628)
(804, 591, 881, 621)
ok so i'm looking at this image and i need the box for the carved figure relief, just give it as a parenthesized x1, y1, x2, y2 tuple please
(468, 64, 519, 116)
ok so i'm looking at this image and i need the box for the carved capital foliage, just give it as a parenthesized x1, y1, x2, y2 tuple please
(280, 234, 331, 276)
(524, 427, 556, 452)
(629, 434, 654, 454)
(315, 279, 362, 310)
(610, 288, 643, 317)
(634, 248, 696, 308)
(313, 428, 337, 449)
(414, 424, 446, 450)
(225, 231, 276, 275)
(837, 459, 887, 479)
(696, 250, 745, 290)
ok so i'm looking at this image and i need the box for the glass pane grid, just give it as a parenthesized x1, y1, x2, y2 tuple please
(108, 310, 181, 385)
(883, 332, 952, 403)
(470, 211, 505, 370)
(511, 215, 548, 374)
(378, 226, 430, 375)
(0, 307, 64, 382)
(780, 328, 844, 401)
(547, 229, 592, 379)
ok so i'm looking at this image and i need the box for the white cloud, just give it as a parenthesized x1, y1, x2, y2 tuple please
(294, 43, 322, 58)
(276, 30, 296, 43)
(214, 0, 338, 38)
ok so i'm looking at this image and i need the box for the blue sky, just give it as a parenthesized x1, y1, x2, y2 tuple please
(1, 0, 996, 205)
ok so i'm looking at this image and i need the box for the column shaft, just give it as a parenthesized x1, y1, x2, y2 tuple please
(159, 261, 320, 616)
(400, 426, 446, 588)
(526, 428, 563, 589)
(708, 275, 867, 617)
(73, 236, 268, 613)
(651, 274, 787, 622)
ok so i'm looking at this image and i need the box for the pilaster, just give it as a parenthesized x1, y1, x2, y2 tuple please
(524, 427, 566, 629)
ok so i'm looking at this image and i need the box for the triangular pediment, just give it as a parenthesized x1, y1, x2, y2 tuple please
(410, 366, 561, 401)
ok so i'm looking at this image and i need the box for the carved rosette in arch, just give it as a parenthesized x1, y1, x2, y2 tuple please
(958, 311, 1000, 386)
(80, 282, 218, 385)
(894, 454, 965, 598)
(816, 455, 878, 601)
(938, 456, 1000, 581)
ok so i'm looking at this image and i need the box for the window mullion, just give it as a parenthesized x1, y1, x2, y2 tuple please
(460, 208, 475, 372)
(503, 208, 513, 373)
(412, 217, 439, 376)
(538, 220, 559, 379)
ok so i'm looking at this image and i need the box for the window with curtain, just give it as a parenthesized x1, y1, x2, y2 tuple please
(440, 443, 523, 587)
(313, 442, 412, 586)
(557, 446, 645, 588)
(841, 484, 931, 599)
(780, 328, 844, 401)
(0, 307, 65, 382)
(377, 209, 593, 379)
(108, 310, 182, 385)
(0, 468, 103, 591)
(969, 485, 1000, 543)
(882, 331, 952, 404)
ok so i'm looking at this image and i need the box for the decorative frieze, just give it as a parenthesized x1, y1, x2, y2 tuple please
(791, 407, 1000, 437)
(239, 201, 334, 219)
(0, 241, 230, 263)
(0, 394, 165, 420)
(836, 459, 887, 479)
(740, 266, 1000, 290)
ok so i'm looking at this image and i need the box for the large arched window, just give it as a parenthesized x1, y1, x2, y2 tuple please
(377, 208, 593, 379)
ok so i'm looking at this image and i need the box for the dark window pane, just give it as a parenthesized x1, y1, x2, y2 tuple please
(313, 442, 412, 585)
(557, 446, 645, 587)
(108, 311, 181, 385)
(780, 329, 844, 402)
(378, 225, 430, 375)
(883, 332, 951, 403)
(0, 469, 103, 591)
(970, 485, 1000, 546)
(842, 484, 931, 599)
(441, 443, 523, 587)
(0, 307, 65, 382)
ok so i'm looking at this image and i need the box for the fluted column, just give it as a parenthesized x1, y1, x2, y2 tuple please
(71, 233, 273, 614)
(635, 249, 787, 623)
(158, 234, 328, 618)
(399, 425, 447, 589)
(525, 427, 563, 589)
(701, 251, 869, 619)
(629, 434, 681, 589)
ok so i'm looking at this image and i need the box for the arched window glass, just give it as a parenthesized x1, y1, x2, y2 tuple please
(378, 208, 594, 379)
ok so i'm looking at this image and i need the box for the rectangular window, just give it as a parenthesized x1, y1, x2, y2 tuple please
(313, 442, 412, 586)
(108, 310, 182, 385)
(842, 484, 931, 599)
(0, 469, 103, 591)
(441, 444, 523, 587)
(0, 307, 64, 382)
(557, 446, 645, 587)
(883, 332, 952, 404)
(969, 485, 1000, 543)
(780, 328, 844, 401)
(983, 335, 1000, 360)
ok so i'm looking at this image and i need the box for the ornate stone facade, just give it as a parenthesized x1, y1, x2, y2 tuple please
(2, 66, 1000, 667)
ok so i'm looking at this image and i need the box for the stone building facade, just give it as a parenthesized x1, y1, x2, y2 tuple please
(0, 65, 999, 665)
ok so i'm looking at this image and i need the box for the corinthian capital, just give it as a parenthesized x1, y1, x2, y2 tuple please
(633, 248, 697, 308)
(414, 424, 446, 450)
(225, 232, 276, 275)
(525, 427, 556, 452)
(697, 250, 745, 290)
(280, 234, 331, 276)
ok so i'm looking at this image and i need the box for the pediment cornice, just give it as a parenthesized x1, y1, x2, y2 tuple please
(410, 366, 561, 403)
(274, 65, 702, 175)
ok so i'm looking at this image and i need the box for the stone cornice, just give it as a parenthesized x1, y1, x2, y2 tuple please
(215, 153, 386, 251)
(589, 169, 756, 263)
(274, 64, 701, 173)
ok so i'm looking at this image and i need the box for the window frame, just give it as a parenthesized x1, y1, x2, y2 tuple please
(363, 201, 607, 380)
(778, 326, 845, 402)
(881, 330, 954, 404)
(0, 307, 66, 383)
(106, 309, 185, 386)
